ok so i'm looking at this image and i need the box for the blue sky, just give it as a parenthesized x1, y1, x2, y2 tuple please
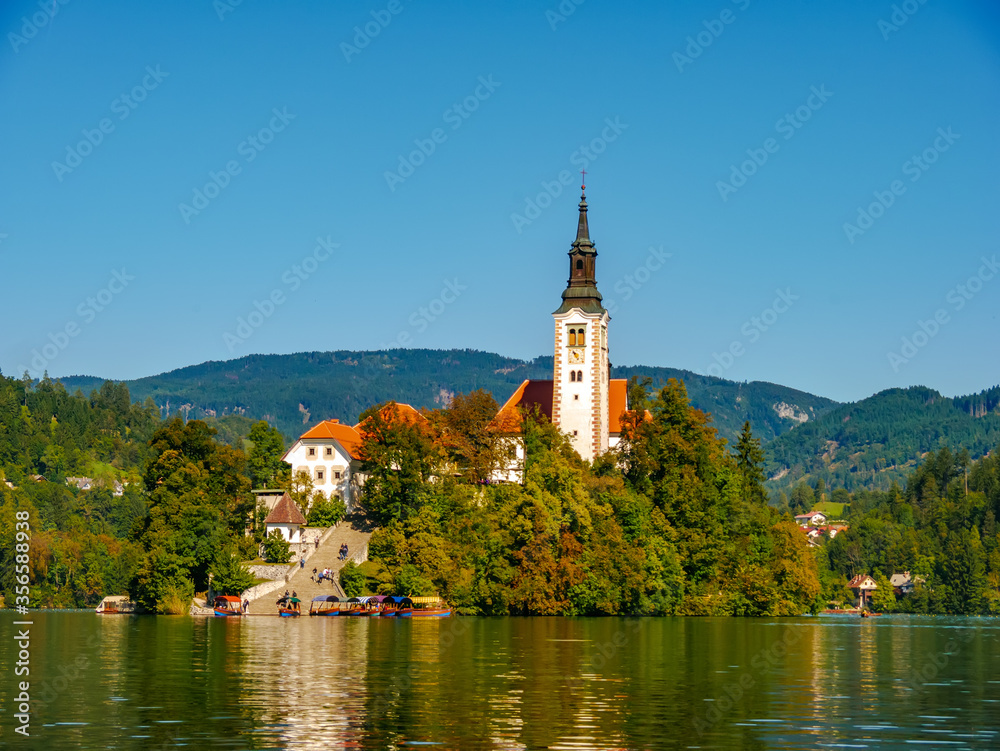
(1, 0, 997, 403)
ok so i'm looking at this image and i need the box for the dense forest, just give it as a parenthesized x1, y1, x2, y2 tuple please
(1, 368, 998, 616)
(784, 445, 1000, 614)
(57, 348, 838, 446)
(0, 372, 284, 612)
(765, 386, 1000, 494)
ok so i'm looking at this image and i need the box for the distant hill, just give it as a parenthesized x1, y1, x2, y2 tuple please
(55, 349, 839, 446)
(764, 385, 1000, 494)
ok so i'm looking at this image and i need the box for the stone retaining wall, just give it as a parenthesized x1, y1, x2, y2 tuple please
(241, 578, 288, 603)
(248, 564, 291, 580)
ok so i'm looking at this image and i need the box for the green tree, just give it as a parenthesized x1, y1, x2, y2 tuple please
(790, 483, 815, 514)
(870, 570, 897, 612)
(358, 403, 440, 524)
(246, 420, 288, 489)
(211, 549, 256, 596)
(942, 528, 985, 614)
(289, 469, 324, 516)
(340, 560, 365, 597)
(735, 420, 767, 506)
(261, 530, 291, 563)
(307, 496, 346, 527)
(626, 375, 653, 413)
(431, 390, 512, 482)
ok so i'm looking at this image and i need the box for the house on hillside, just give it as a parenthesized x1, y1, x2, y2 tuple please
(252, 489, 287, 516)
(263, 492, 307, 543)
(794, 511, 828, 526)
(67, 476, 125, 496)
(847, 574, 878, 609)
(890, 571, 924, 596)
(282, 418, 364, 510)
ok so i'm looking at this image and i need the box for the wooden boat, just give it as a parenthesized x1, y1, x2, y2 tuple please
(276, 594, 301, 616)
(860, 611, 882, 618)
(213, 595, 244, 617)
(342, 597, 374, 616)
(385, 596, 413, 617)
(402, 596, 452, 618)
(309, 595, 341, 616)
(96, 595, 135, 614)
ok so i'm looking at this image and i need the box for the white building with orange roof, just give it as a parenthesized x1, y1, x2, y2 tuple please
(284, 403, 429, 510)
(282, 418, 364, 510)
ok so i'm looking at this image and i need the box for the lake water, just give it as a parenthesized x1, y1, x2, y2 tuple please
(2, 613, 999, 749)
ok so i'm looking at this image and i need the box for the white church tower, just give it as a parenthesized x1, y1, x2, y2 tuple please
(551, 181, 610, 461)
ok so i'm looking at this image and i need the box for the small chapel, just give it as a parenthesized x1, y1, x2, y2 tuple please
(283, 181, 633, 500)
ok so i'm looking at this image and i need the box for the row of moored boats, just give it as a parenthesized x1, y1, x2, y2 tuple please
(212, 594, 451, 618)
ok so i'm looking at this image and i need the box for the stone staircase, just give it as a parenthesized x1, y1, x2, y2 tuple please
(246, 517, 373, 615)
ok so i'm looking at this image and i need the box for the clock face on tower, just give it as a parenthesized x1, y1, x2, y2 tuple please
(569, 349, 583, 364)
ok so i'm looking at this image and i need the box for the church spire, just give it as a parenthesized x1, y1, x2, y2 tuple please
(573, 188, 592, 249)
(574, 172, 592, 248)
(554, 173, 604, 315)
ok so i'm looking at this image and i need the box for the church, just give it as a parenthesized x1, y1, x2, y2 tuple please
(283, 182, 632, 500)
(490, 182, 631, 481)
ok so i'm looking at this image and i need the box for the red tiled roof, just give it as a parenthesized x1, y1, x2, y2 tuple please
(847, 574, 876, 589)
(264, 492, 306, 525)
(609, 379, 627, 433)
(354, 402, 428, 438)
(297, 419, 363, 459)
(492, 380, 554, 432)
(492, 378, 645, 434)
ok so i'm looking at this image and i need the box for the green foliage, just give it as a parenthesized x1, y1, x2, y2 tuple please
(735, 421, 767, 506)
(261, 530, 291, 563)
(430, 389, 512, 482)
(211, 550, 256, 596)
(870, 570, 897, 612)
(360, 379, 821, 616)
(129, 547, 193, 614)
(246, 420, 288, 488)
(340, 560, 365, 597)
(822, 446, 1000, 614)
(359, 403, 440, 525)
(307, 496, 346, 527)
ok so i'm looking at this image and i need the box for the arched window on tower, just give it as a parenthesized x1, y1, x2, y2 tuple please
(577, 370, 583, 381)
(570, 371, 576, 382)
(575, 258, 584, 276)
(568, 328, 576, 346)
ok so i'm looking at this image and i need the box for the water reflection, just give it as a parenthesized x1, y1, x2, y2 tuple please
(2, 613, 998, 749)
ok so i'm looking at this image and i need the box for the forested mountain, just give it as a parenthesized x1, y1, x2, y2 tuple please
(55, 349, 838, 446)
(765, 386, 1000, 495)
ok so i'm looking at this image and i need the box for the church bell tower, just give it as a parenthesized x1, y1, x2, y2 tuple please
(551, 179, 610, 461)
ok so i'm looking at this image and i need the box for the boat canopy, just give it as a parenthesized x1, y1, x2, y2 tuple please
(365, 595, 390, 603)
(99, 595, 132, 605)
(311, 595, 340, 603)
(347, 597, 362, 604)
(215, 595, 242, 603)
(409, 596, 443, 604)
(396, 597, 414, 607)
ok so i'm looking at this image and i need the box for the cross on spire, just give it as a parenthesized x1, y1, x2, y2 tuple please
(580, 168, 587, 191)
